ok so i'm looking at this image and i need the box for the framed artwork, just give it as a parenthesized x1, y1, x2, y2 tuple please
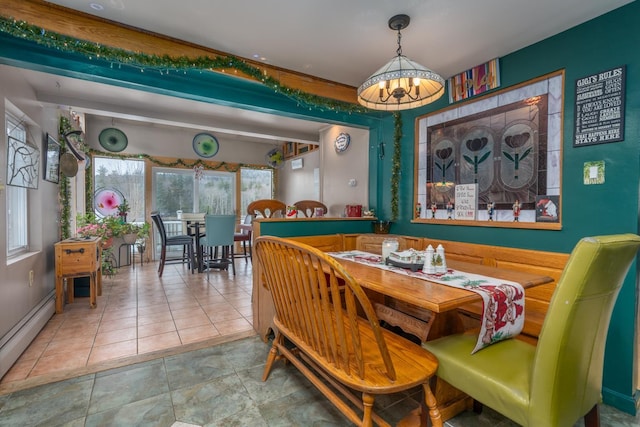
(415, 71, 563, 228)
(44, 133, 61, 183)
(7, 136, 39, 189)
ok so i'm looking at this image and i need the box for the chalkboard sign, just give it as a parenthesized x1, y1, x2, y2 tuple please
(574, 66, 625, 147)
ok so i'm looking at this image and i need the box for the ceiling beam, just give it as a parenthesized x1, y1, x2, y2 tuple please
(0, 0, 358, 105)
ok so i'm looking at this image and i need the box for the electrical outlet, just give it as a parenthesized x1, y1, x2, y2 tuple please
(29, 270, 34, 287)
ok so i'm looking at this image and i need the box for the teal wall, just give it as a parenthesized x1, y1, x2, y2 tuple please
(1, 1, 639, 413)
(371, 3, 640, 412)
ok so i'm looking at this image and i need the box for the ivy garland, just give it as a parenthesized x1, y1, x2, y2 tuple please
(0, 16, 369, 115)
(58, 117, 73, 239)
(390, 112, 402, 221)
(87, 148, 272, 172)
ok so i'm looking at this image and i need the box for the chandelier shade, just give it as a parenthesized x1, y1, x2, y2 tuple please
(358, 14, 445, 111)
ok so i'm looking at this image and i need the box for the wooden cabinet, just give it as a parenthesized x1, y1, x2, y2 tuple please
(54, 237, 102, 313)
(282, 141, 318, 159)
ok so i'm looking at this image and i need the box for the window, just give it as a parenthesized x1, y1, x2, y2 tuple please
(152, 167, 237, 217)
(240, 168, 273, 216)
(93, 157, 146, 221)
(6, 112, 28, 256)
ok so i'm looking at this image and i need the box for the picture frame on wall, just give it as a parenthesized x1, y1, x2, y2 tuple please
(44, 133, 61, 183)
(7, 135, 39, 189)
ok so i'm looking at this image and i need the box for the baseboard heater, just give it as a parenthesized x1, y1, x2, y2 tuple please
(0, 291, 55, 379)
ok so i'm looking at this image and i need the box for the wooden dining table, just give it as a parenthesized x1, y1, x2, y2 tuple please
(330, 254, 554, 424)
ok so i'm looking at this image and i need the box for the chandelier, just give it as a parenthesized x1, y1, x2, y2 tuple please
(358, 14, 445, 111)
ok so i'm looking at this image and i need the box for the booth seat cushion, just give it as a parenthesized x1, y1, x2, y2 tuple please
(423, 332, 535, 426)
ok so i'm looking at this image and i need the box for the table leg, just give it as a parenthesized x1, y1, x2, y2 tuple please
(89, 272, 97, 309)
(67, 278, 75, 304)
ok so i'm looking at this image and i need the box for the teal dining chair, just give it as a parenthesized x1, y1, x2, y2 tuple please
(423, 233, 640, 427)
(202, 214, 236, 277)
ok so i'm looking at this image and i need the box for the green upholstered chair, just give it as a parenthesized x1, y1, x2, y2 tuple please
(423, 234, 640, 427)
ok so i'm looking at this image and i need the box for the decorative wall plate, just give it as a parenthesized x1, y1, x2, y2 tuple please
(192, 133, 219, 158)
(334, 132, 351, 153)
(99, 128, 128, 152)
(94, 188, 124, 217)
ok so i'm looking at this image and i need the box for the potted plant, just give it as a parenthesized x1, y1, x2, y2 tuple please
(120, 223, 139, 244)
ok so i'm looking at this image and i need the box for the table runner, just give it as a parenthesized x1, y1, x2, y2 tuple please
(329, 250, 525, 353)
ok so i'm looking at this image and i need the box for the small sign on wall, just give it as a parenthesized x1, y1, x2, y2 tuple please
(454, 183, 478, 220)
(291, 158, 304, 170)
(574, 66, 625, 147)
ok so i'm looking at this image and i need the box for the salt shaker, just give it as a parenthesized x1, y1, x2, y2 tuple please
(423, 245, 435, 274)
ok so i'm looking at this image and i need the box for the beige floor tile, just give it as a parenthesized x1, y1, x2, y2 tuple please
(0, 357, 37, 383)
(207, 308, 243, 322)
(42, 336, 94, 357)
(94, 326, 137, 346)
(173, 313, 211, 330)
(138, 331, 181, 353)
(88, 339, 138, 365)
(213, 318, 254, 335)
(138, 310, 173, 326)
(171, 306, 206, 320)
(30, 347, 91, 377)
(138, 320, 176, 338)
(178, 324, 221, 344)
(97, 315, 137, 333)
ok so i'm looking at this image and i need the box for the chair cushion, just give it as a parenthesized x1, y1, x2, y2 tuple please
(423, 332, 536, 426)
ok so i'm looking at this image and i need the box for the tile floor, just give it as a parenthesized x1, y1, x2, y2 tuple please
(0, 259, 639, 426)
(0, 257, 255, 390)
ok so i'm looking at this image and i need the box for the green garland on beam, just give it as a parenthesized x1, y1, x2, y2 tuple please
(390, 112, 402, 221)
(0, 16, 370, 115)
(88, 148, 273, 172)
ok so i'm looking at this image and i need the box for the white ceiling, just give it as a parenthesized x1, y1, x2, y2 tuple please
(22, 0, 635, 144)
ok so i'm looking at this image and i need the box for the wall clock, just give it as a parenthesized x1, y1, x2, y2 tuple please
(334, 132, 351, 153)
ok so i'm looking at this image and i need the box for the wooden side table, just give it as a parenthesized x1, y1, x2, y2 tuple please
(54, 237, 103, 313)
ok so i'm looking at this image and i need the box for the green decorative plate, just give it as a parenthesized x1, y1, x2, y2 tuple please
(193, 133, 219, 158)
(99, 128, 128, 152)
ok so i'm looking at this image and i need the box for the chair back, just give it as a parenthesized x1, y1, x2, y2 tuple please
(180, 212, 205, 234)
(203, 214, 236, 247)
(254, 236, 396, 381)
(150, 211, 167, 245)
(530, 233, 640, 426)
(294, 200, 328, 217)
(247, 199, 286, 218)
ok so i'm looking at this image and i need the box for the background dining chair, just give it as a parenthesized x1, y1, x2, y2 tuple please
(293, 200, 327, 217)
(202, 214, 236, 277)
(150, 211, 195, 277)
(233, 214, 253, 262)
(423, 233, 640, 427)
(247, 199, 286, 218)
(255, 236, 443, 427)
